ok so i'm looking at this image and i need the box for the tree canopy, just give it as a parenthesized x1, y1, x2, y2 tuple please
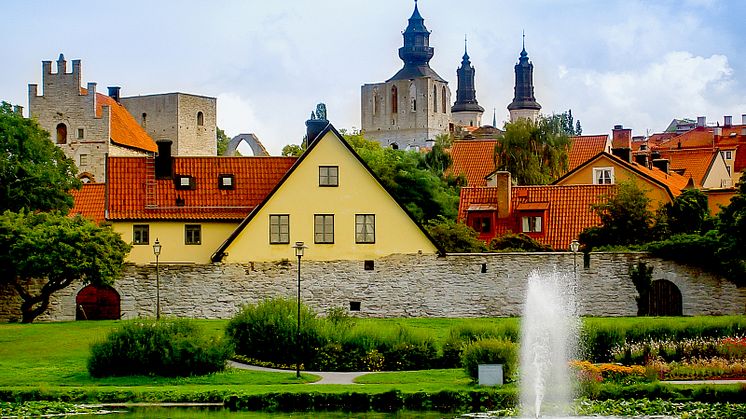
(0, 211, 131, 322)
(494, 115, 571, 185)
(0, 101, 80, 213)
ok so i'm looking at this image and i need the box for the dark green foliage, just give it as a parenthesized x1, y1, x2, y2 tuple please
(461, 339, 518, 382)
(630, 262, 653, 316)
(87, 318, 232, 377)
(216, 127, 233, 156)
(426, 216, 487, 253)
(441, 323, 520, 368)
(715, 172, 746, 282)
(579, 180, 654, 249)
(0, 210, 130, 323)
(281, 143, 305, 157)
(489, 233, 553, 252)
(0, 101, 81, 213)
(494, 115, 571, 185)
(660, 188, 713, 235)
(225, 298, 322, 368)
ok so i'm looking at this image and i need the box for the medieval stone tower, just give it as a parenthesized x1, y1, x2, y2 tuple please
(451, 39, 484, 128)
(507, 38, 541, 122)
(28, 54, 157, 183)
(361, 1, 451, 149)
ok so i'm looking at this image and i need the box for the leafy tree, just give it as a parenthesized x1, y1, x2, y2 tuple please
(715, 173, 746, 281)
(426, 216, 487, 253)
(579, 180, 654, 249)
(423, 133, 453, 177)
(656, 188, 713, 236)
(575, 120, 583, 136)
(630, 262, 653, 316)
(0, 211, 130, 323)
(281, 143, 305, 157)
(216, 127, 231, 156)
(494, 115, 571, 185)
(0, 101, 80, 212)
(489, 233, 552, 252)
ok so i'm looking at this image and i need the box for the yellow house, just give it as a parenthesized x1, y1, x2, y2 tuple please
(212, 124, 441, 262)
(553, 151, 691, 208)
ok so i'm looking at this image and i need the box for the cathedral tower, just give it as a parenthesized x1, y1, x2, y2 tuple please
(361, 0, 451, 149)
(451, 38, 484, 128)
(507, 36, 541, 122)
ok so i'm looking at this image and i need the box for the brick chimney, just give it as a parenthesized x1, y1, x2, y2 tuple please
(611, 124, 633, 162)
(652, 158, 670, 174)
(493, 171, 512, 219)
(108, 86, 121, 103)
(155, 140, 173, 179)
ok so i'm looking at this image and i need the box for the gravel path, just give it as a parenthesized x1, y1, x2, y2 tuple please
(227, 360, 374, 384)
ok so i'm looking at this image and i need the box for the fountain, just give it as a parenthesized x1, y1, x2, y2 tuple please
(519, 271, 579, 418)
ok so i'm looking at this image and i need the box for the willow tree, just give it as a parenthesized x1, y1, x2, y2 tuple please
(493, 115, 571, 185)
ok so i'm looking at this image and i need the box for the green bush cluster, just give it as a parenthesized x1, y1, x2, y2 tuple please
(441, 323, 519, 368)
(226, 298, 437, 371)
(460, 339, 518, 382)
(87, 318, 232, 377)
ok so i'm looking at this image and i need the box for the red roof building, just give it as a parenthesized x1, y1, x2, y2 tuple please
(448, 139, 497, 186)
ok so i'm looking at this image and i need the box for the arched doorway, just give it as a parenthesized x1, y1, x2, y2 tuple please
(56, 123, 67, 144)
(76, 285, 121, 320)
(649, 279, 683, 316)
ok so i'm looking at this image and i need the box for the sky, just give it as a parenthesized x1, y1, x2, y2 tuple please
(2, 0, 745, 155)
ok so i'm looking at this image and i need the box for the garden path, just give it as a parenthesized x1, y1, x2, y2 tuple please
(228, 360, 374, 384)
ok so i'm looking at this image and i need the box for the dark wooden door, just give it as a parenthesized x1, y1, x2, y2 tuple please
(76, 285, 121, 320)
(649, 280, 683, 316)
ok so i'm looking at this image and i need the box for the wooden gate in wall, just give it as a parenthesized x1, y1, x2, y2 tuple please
(649, 279, 683, 316)
(76, 285, 121, 320)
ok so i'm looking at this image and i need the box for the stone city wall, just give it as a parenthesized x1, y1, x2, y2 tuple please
(1, 252, 743, 322)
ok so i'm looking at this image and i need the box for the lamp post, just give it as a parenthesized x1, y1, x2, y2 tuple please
(292, 241, 307, 378)
(570, 239, 580, 278)
(152, 238, 162, 320)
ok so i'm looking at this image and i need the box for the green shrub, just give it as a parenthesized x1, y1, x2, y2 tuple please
(489, 233, 553, 252)
(461, 338, 517, 382)
(87, 318, 232, 377)
(225, 298, 324, 368)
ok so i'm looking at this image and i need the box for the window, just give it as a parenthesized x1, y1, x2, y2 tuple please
(132, 225, 149, 245)
(390, 86, 398, 114)
(218, 174, 235, 190)
(314, 214, 334, 243)
(197, 111, 204, 126)
(141, 113, 147, 129)
(593, 167, 614, 185)
(373, 88, 379, 116)
(269, 215, 290, 244)
(441, 86, 447, 113)
(56, 123, 67, 144)
(522, 216, 542, 233)
(355, 214, 375, 243)
(472, 216, 491, 233)
(319, 166, 338, 187)
(722, 150, 733, 160)
(77, 128, 84, 139)
(185, 224, 201, 245)
(176, 175, 195, 190)
(409, 82, 416, 112)
(433, 85, 437, 112)
(79, 154, 89, 167)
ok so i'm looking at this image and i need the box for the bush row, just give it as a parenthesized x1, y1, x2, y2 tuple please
(88, 318, 233, 377)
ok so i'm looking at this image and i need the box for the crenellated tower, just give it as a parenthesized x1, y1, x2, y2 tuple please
(451, 37, 484, 127)
(508, 35, 541, 122)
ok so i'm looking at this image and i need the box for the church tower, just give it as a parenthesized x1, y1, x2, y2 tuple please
(361, 0, 451, 149)
(451, 38, 484, 128)
(507, 36, 541, 122)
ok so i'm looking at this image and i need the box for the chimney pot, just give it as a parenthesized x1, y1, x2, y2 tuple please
(742, 114, 746, 125)
(155, 140, 173, 179)
(724, 115, 732, 127)
(714, 127, 722, 137)
(697, 116, 706, 127)
(613, 124, 623, 130)
(108, 86, 121, 103)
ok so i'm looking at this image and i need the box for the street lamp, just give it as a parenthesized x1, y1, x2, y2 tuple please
(292, 241, 307, 378)
(570, 239, 580, 278)
(152, 238, 162, 320)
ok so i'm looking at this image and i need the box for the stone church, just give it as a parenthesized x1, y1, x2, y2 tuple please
(361, 2, 542, 149)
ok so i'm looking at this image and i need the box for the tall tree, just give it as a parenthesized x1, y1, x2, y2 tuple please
(216, 127, 231, 156)
(0, 101, 80, 212)
(715, 173, 746, 280)
(494, 115, 571, 185)
(579, 180, 654, 249)
(0, 211, 130, 323)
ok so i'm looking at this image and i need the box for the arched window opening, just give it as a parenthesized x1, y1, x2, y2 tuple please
(373, 91, 379, 116)
(409, 83, 417, 112)
(391, 86, 398, 114)
(56, 123, 67, 144)
(197, 111, 204, 126)
(142, 113, 147, 129)
(441, 86, 447, 113)
(433, 86, 438, 112)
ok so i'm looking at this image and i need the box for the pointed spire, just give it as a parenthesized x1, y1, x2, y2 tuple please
(463, 34, 469, 59)
(452, 33, 483, 115)
(405, 0, 427, 33)
(389, 0, 444, 82)
(520, 30, 527, 58)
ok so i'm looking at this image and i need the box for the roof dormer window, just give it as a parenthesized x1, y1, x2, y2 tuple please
(175, 175, 195, 190)
(219, 174, 235, 190)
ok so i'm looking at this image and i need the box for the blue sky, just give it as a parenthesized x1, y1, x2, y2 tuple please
(2, 0, 745, 154)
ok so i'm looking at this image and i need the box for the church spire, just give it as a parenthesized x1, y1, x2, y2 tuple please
(451, 36, 483, 114)
(508, 33, 541, 121)
(387, 0, 445, 82)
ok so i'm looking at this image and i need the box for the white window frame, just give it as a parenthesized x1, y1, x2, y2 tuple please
(269, 215, 290, 244)
(521, 216, 542, 233)
(593, 167, 614, 185)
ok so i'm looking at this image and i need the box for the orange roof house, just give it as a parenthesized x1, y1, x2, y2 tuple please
(657, 148, 731, 189)
(448, 139, 497, 186)
(568, 134, 611, 172)
(553, 151, 690, 208)
(69, 183, 106, 224)
(458, 171, 615, 250)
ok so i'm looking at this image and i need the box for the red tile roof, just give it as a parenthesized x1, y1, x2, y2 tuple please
(568, 135, 609, 172)
(459, 184, 616, 250)
(448, 140, 497, 186)
(69, 183, 106, 223)
(100, 156, 296, 220)
(657, 148, 720, 187)
(80, 88, 157, 153)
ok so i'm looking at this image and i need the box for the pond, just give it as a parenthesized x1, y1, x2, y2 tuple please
(104, 406, 450, 418)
